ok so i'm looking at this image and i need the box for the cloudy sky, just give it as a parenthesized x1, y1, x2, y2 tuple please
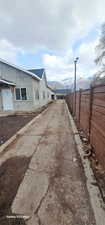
(0, 0, 105, 81)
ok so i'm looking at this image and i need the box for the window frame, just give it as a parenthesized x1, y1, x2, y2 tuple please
(15, 88, 21, 100)
(15, 88, 27, 101)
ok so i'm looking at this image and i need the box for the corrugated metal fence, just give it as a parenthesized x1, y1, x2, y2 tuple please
(66, 84, 105, 170)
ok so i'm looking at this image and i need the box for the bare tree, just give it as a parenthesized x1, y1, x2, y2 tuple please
(95, 23, 105, 66)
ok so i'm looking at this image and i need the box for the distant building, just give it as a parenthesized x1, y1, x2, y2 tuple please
(54, 89, 71, 99)
(0, 59, 55, 112)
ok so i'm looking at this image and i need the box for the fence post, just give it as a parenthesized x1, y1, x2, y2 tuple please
(78, 89, 82, 127)
(89, 85, 94, 141)
(72, 92, 75, 116)
(73, 90, 77, 118)
(72, 93, 73, 114)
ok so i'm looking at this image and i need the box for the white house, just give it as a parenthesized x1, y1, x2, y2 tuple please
(0, 59, 55, 112)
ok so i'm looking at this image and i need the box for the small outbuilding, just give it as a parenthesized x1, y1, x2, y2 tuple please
(54, 89, 71, 99)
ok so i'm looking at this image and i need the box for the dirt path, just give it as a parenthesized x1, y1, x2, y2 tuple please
(0, 100, 96, 225)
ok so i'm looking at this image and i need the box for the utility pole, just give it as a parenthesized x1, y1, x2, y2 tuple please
(74, 57, 79, 116)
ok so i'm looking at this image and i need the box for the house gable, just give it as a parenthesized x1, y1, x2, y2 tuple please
(28, 68, 48, 88)
(41, 70, 47, 87)
(0, 58, 40, 82)
(28, 69, 44, 79)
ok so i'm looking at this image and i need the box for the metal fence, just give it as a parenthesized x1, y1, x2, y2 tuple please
(66, 84, 105, 170)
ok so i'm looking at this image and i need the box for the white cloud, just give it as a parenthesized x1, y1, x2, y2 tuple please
(0, 0, 104, 80)
(0, 39, 20, 63)
(43, 53, 73, 70)
(43, 38, 98, 81)
(43, 52, 74, 81)
(75, 39, 99, 76)
(0, 0, 104, 52)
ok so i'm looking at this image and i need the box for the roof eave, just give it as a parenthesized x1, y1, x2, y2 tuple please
(0, 79, 16, 86)
(0, 58, 40, 82)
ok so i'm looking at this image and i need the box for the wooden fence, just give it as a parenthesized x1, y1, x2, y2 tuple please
(66, 84, 105, 170)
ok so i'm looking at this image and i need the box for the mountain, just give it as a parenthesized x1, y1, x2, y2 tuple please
(48, 76, 93, 90)
(76, 77, 91, 90)
(62, 77, 73, 89)
(47, 81, 65, 89)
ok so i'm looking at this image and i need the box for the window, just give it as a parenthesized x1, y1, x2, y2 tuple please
(15, 88, 27, 100)
(21, 88, 27, 100)
(35, 89, 39, 100)
(16, 88, 21, 100)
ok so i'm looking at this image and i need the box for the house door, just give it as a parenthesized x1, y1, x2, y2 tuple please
(2, 88, 13, 110)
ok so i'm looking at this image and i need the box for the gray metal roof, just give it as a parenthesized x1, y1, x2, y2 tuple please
(28, 69, 44, 79)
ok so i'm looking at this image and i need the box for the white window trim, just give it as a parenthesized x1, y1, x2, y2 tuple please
(15, 88, 27, 101)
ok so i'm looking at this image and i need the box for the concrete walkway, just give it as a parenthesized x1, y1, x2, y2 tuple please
(1, 101, 96, 224)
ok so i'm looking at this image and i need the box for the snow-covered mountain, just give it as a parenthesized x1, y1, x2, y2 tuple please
(48, 81, 66, 90)
(62, 77, 73, 89)
(48, 76, 93, 90)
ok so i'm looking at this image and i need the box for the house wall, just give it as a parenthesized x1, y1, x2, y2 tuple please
(32, 75, 52, 109)
(0, 61, 55, 112)
(0, 62, 37, 111)
(0, 89, 2, 110)
(47, 88, 54, 100)
(39, 77, 50, 106)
